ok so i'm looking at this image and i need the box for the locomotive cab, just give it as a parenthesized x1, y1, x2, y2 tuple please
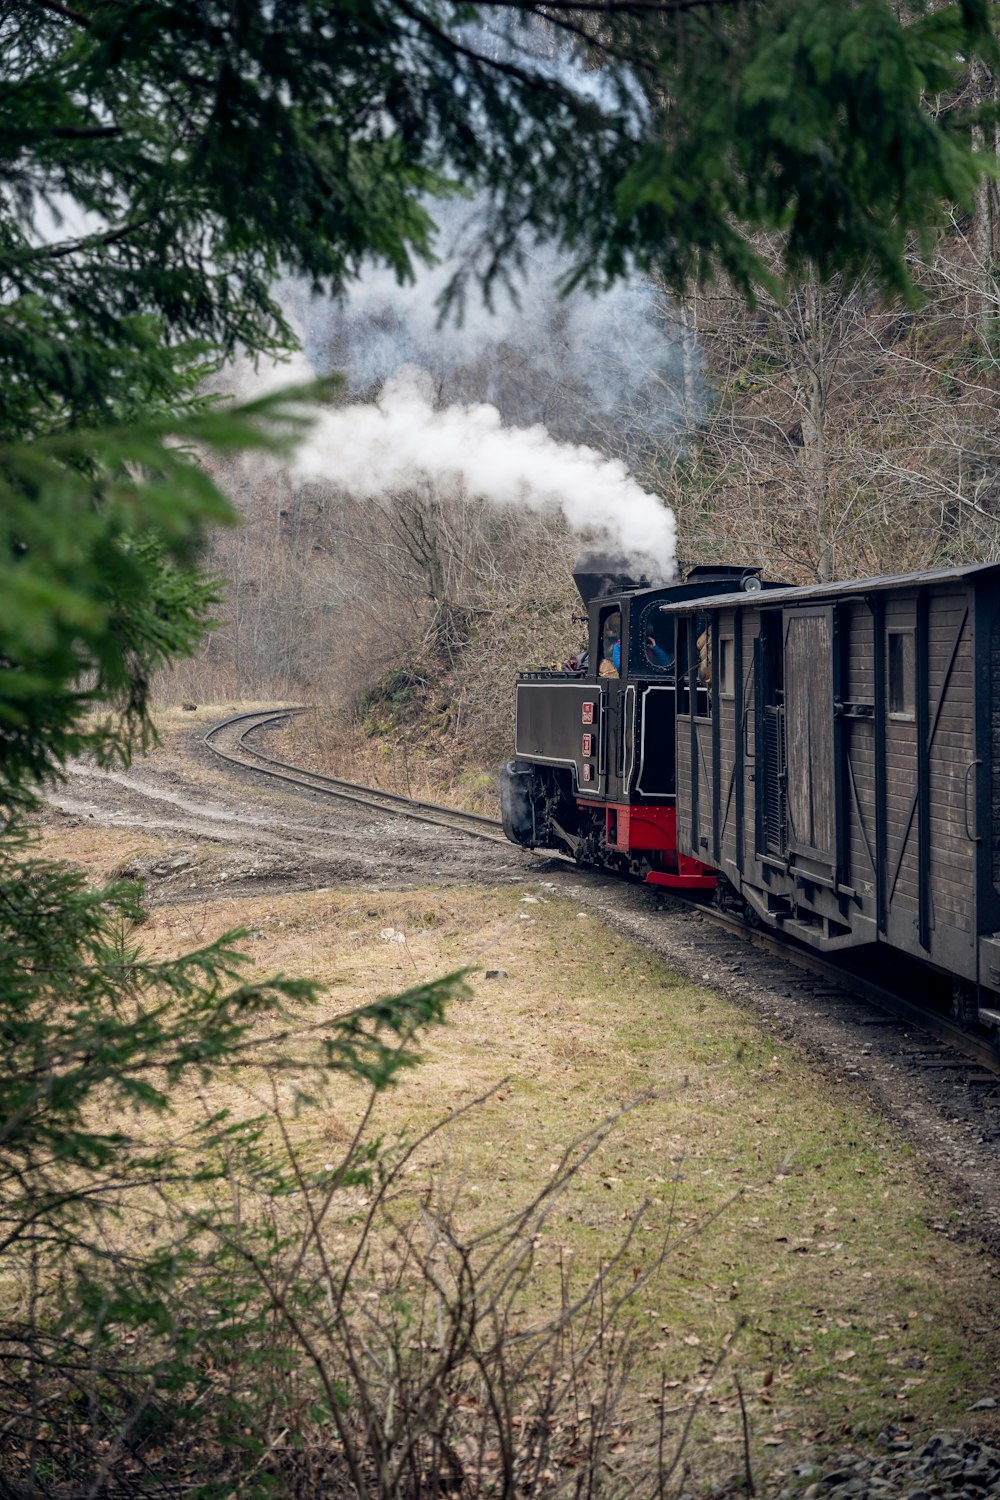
(500, 559, 763, 890)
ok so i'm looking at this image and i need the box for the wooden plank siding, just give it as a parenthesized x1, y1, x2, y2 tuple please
(784, 611, 836, 858)
(716, 609, 740, 871)
(673, 580, 978, 969)
(741, 616, 760, 877)
(873, 593, 975, 946)
(882, 595, 921, 914)
(693, 718, 713, 859)
(839, 590, 976, 952)
(675, 729, 692, 839)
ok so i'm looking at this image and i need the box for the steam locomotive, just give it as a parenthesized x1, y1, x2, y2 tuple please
(500, 555, 1000, 1032)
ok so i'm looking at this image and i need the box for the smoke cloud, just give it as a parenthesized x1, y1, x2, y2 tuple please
(293, 367, 677, 582)
(225, 43, 694, 588)
(272, 189, 698, 584)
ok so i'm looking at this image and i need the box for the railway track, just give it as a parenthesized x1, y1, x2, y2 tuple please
(203, 707, 1000, 1076)
(706, 905, 1000, 1075)
(203, 706, 511, 846)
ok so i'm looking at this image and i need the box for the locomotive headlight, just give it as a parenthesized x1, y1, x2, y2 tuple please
(742, 574, 763, 593)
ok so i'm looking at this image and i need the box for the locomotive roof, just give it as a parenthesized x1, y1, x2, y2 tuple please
(662, 560, 1000, 613)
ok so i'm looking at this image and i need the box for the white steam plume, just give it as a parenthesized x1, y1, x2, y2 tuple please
(293, 367, 676, 582)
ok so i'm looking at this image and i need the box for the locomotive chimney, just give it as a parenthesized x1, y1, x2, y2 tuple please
(572, 551, 649, 607)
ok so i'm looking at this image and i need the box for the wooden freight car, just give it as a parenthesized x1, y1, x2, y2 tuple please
(666, 563, 1000, 1026)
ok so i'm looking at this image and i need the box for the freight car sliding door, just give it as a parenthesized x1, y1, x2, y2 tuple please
(783, 609, 836, 864)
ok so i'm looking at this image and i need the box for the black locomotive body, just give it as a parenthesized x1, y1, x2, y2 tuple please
(500, 559, 770, 891)
(667, 562, 1000, 1028)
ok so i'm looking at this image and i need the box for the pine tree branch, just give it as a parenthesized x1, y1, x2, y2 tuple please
(30, 0, 92, 28)
(11, 216, 150, 265)
(47, 124, 121, 139)
(393, 0, 582, 98)
(481, 0, 747, 11)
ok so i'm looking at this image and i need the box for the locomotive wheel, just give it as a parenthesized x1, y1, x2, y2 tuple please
(949, 979, 978, 1031)
(712, 876, 742, 914)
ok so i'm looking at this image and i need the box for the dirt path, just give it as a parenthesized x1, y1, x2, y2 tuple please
(45, 708, 533, 898)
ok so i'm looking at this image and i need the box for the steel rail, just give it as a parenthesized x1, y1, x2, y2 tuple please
(235, 717, 501, 826)
(691, 902, 1000, 1074)
(203, 708, 510, 845)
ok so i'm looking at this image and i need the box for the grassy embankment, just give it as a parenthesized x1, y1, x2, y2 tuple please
(30, 790, 1000, 1481)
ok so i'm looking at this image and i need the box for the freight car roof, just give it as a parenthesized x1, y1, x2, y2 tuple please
(662, 560, 1000, 614)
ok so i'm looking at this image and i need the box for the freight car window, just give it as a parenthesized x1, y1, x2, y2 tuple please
(718, 637, 735, 698)
(888, 630, 915, 719)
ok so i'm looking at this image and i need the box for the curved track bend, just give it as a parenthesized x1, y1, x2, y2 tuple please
(203, 707, 510, 846)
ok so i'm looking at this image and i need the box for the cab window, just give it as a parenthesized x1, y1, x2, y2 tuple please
(639, 606, 675, 675)
(599, 608, 621, 678)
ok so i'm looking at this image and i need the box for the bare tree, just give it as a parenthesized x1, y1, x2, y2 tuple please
(664, 217, 1000, 584)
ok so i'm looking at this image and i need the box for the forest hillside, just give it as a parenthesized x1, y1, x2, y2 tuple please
(162, 197, 1000, 806)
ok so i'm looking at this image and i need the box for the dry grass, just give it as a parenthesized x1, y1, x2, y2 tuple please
(28, 749, 1000, 1485)
(264, 706, 504, 817)
(28, 804, 999, 1483)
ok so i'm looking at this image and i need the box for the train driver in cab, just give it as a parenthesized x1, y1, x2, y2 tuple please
(646, 632, 673, 670)
(599, 610, 622, 678)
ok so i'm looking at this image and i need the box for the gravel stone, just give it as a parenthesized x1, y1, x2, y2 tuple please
(782, 1441, 1000, 1500)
